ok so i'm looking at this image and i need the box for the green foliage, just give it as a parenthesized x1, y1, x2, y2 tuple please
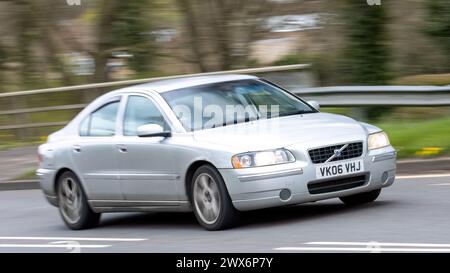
(16, 2, 39, 87)
(375, 117, 450, 158)
(273, 54, 307, 66)
(0, 45, 5, 83)
(273, 53, 334, 86)
(111, 0, 154, 71)
(424, 0, 450, 62)
(340, 2, 391, 121)
(341, 2, 390, 85)
(0, 45, 5, 63)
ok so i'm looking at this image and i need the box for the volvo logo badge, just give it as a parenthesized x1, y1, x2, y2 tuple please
(325, 144, 349, 163)
(333, 149, 342, 157)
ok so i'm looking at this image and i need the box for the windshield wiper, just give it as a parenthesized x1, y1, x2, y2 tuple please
(278, 110, 316, 117)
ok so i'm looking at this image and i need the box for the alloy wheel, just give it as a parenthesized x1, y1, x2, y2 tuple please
(58, 177, 82, 224)
(193, 173, 221, 225)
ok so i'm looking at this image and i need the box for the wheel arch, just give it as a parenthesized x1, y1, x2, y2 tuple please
(184, 160, 217, 203)
(53, 167, 82, 194)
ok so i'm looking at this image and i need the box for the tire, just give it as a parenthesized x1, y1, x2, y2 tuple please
(339, 189, 381, 206)
(191, 165, 239, 231)
(57, 171, 100, 230)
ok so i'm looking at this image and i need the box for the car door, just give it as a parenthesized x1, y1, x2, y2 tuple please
(116, 94, 178, 201)
(71, 97, 122, 200)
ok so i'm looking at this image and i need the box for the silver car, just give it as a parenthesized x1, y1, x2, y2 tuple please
(37, 75, 396, 231)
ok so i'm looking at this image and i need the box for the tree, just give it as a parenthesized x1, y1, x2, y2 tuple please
(340, 1, 391, 120)
(111, 0, 155, 72)
(176, 0, 274, 72)
(92, 0, 119, 83)
(93, 0, 155, 82)
(15, 0, 39, 87)
(341, 1, 390, 85)
(424, 0, 450, 66)
(1, 0, 79, 89)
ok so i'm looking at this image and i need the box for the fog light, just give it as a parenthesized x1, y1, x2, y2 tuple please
(279, 189, 292, 201)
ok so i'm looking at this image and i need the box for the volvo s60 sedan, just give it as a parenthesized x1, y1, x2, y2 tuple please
(37, 75, 396, 231)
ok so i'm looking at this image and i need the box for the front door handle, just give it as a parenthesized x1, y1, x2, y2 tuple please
(73, 144, 81, 153)
(117, 144, 128, 153)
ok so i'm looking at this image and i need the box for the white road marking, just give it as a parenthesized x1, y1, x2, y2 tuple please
(396, 173, 450, 179)
(275, 241, 450, 252)
(430, 183, 450, 186)
(0, 244, 110, 248)
(275, 247, 450, 252)
(306, 241, 450, 247)
(0, 236, 146, 242)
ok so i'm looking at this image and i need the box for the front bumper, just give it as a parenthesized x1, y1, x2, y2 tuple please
(219, 146, 396, 211)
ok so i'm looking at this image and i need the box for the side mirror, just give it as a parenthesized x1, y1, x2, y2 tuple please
(308, 100, 320, 111)
(137, 124, 171, 138)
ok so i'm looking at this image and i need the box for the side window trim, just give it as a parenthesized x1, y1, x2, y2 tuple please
(116, 94, 129, 137)
(79, 96, 122, 137)
(87, 114, 92, 136)
(91, 97, 121, 113)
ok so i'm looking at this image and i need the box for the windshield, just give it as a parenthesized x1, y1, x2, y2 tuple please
(161, 79, 317, 131)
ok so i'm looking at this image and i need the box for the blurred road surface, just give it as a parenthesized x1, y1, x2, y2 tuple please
(0, 174, 450, 253)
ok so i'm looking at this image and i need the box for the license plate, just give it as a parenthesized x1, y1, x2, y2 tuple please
(316, 159, 364, 179)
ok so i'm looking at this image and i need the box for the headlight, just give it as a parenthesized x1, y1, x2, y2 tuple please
(368, 131, 390, 150)
(231, 148, 295, 169)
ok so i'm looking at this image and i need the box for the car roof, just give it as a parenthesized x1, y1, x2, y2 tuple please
(131, 74, 258, 93)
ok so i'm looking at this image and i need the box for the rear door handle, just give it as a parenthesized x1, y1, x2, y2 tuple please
(73, 144, 81, 153)
(117, 144, 128, 153)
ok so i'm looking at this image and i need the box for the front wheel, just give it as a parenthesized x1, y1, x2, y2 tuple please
(339, 189, 381, 206)
(191, 165, 239, 231)
(57, 171, 100, 230)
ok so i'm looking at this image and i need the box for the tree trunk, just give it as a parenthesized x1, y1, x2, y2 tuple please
(93, 0, 118, 83)
(176, 0, 208, 72)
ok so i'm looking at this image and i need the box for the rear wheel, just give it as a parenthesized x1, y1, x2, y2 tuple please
(57, 171, 100, 230)
(339, 189, 381, 205)
(191, 165, 239, 231)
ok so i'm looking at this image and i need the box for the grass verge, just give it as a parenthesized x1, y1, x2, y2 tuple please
(374, 117, 450, 158)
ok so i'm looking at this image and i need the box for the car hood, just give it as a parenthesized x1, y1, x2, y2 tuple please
(192, 113, 368, 152)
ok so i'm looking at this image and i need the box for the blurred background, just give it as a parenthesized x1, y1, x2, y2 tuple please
(0, 0, 449, 177)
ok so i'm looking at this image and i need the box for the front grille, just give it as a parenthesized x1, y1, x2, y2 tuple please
(307, 174, 368, 195)
(308, 142, 363, 164)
